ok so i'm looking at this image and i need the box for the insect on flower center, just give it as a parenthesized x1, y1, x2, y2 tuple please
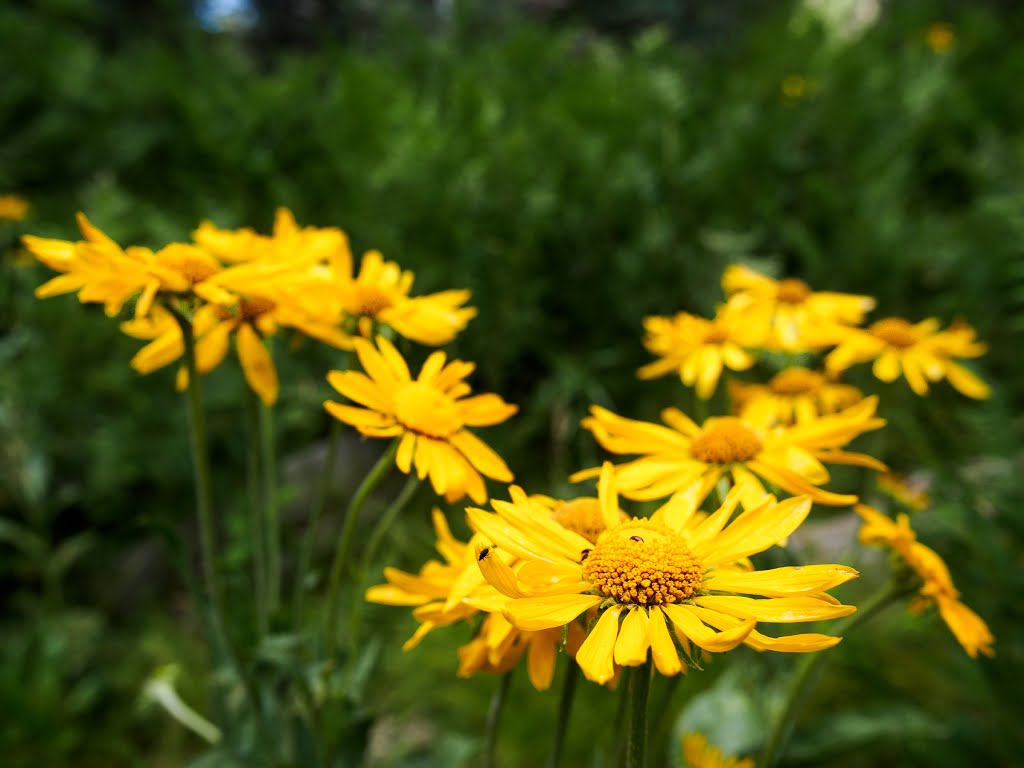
(393, 382, 463, 439)
(551, 498, 617, 544)
(689, 418, 763, 464)
(351, 284, 395, 318)
(776, 278, 811, 304)
(869, 318, 917, 348)
(769, 367, 823, 395)
(583, 520, 703, 605)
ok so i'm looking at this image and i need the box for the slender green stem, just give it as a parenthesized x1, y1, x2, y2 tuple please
(484, 671, 513, 768)
(625, 660, 652, 768)
(259, 401, 280, 614)
(650, 673, 683, 754)
(245, 388, 268, 636)
(171, 309, 223, 631)
(322, 439, 399, 656)
(548, 661, 579, 768)
(759, 583, 906, 768)
(292, 420, 343, 627)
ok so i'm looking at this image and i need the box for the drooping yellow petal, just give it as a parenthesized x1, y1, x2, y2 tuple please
(661, 604, 754, 652)
(694, 595, 856, 623)
(647, 607, 683, 676)
(614, 607, 651, 666)
(576, 605, 624, 684)
(504, 594, 603, 632)
(475, 543, 528, 599)
(699, 496, 812, 566)
(526, 633, 558, 691)
(236, 323, 278, 405)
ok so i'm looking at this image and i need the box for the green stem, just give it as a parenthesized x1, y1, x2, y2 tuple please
(259, 401, 280, 614)
(650, 673, 683, 755)
(484, 671, 513, 768)
(245, 388, 268, 636)
(322, 439, 399, 656)
(759, 582, 906, 768)
(625, 660, 652, 768)
(548, 661, 579, 768)
(171, 309, 223, 636)
(292, 419, 343, 627)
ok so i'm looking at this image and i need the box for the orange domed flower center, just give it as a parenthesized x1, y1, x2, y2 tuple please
(551, 498, 616, 544)
(394, 382, 463, 439)
(583, 520, 703, 606)
(352, 284, 395, 318)
(870, 318, 917, 348)
(689, 418, 763, 464)
(702, 324, 729, 344)
(239, 296, 276, 321)
(769, 367, 823, 395)
(776, 278, 811, 304)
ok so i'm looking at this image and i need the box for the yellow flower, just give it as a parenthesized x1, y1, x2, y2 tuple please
(473, 483, 858, 684)
(856, 505, 994, 658)
(825, 317, 990, 399)
(722, 265, 875, 352)
(781, 75, 810, 103)
(574, 399, 886, 510)
(877, 471, 930, 511)
(366, 507, 582, 690)
(0, 194, 29, 221)
(192, 208, 351, 266)
(926, 22, 955, 54)
(682, 733, 754, 768)
(317, 248, 478, 346)
(325, 336, 517, 503)
(728, 367, 864, 426)
(638, 309, 761, 400)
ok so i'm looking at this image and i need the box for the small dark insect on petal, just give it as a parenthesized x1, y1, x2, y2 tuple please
(477, 547, 490, 562)
(580, 548, 592, 561)
(630, 535, 644, 543)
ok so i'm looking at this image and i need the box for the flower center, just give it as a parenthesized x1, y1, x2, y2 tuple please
(583, 520, 703, 606)
(352, 284, 394, 318)
(769, 367, 823, 395)
(393, 382, 463, 439)
(689, 418, 763, 464)
(702, 324, 729, 344)
(239, 296, 276, 321)
(869, 318, 917, 348)
(551, 498, 615, 544)
(776, 278, 811, 304)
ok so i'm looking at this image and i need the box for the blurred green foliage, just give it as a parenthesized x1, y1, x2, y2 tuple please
(1, 0, 1023, 765)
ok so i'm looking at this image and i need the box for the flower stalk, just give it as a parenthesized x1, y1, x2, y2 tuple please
(259, 398, 281, 613)
(548, 661, 579, 768)
(625, 660, 652, 768)
(484, 671, 513, 768)
(245, 388, 268, 635)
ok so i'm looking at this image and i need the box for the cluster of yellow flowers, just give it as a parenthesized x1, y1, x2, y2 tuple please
(23, 209, 477, 405)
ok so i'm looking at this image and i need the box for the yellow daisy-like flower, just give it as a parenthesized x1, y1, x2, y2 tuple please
(367, 507, 583, 690)
(722, 265, 875, 352)
(0, 194, 29, 221)
(473, 483, 858, 684)
(192, 208, 351, 266)
(825, 316, 990, 399)
(638, 309, 762, 400)
(313, 248, 477, 346)
(682, 733, 754, 768)
(856, 505, 994, 658)
(925, 22, 955, 55)
(574, 399, 886, 510)
(728, 367, 864, 426)
(324, 336, 516, 503)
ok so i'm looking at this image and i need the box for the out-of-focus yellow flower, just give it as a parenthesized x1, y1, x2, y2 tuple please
(856, 505, 993, 658)
(638, 309, 762, 400)
(473, 479, 858, 685)
(825, 317, 990, 399)
(192, 208, 350, 266)
(926, 22, 955, 54)
(0, 194, 29, 221)
(722, 265, 874, 352)
(682, 733, 755, 768)
(325, 336, 516, 503)
(573, 398, 886, 510)
(729, 367, 864, 426)
(781, 75, 811, 103)
(877, 471, 930, 511)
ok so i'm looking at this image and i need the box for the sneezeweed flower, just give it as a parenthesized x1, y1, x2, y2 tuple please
(728, 367, 864, 426)
(926, 22, 955, 54)
(825, 316, 990, 399)
(877, 471, 930, 512)
(856, 505, 994, 658)
(324, 335, 517, 503)
(474, 484, 859, 684)
(192, 208, 351, 266)
(682, 732, 754, 768)
(0, 194, 29, 221)
(638, 309, 762, 400)
(574, 399, 886, 510)
(722, 265, 875, 352)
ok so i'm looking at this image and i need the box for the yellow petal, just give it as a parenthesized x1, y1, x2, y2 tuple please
(701, 565, 859, 597)
(647, 607, 682, 676)
(694, 595, 855, 623)
(576, 605, 624, 684)
(475, 543, 527, 598)
(504, 594, 603, 632)
(236, 323, 278, 406)
(699, 496, 812, 566)
(526, 633, 558, 691)
(661, 604, 754, 652)
(614, 607, 651, 666)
